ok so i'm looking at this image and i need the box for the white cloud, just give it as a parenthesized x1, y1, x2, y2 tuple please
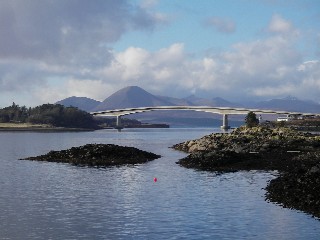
(95, 26, 318, 102)
(252, 84, 296, 97)
(297, 61, 320, 95)
(268, 14, 292, 33)
(101, 44, 184, 84)
(41, 28, 318, 103)
(65, 79, 117, 101)
(205, 16, 236, 34)
(267, 14, 299, 37)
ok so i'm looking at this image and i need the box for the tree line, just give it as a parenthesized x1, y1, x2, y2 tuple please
(0, 103, 98, 129)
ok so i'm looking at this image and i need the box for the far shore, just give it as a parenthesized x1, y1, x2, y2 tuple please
(0, 123, 94, 132)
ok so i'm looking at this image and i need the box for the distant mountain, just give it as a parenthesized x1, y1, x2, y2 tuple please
(56, 87, 320, 116)
(255, 96, 320, 113)
(184, 95, 214, 106)
(156, 95, 192, 106)
(184, 95, 239, 107)
(92, 86, 173, 111)
(56, 86, 244, 114)
(211, 97, 240, 107)
(92, 86, 239, 112)
(56, 96, 101, 112)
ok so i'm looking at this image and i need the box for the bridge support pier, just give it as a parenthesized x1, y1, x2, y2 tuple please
(115, 116, 123, 130)
(221, 114, 230, 130)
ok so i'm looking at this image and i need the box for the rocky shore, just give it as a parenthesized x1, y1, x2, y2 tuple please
(21, 144, 161, 167)
(173, 126, 320, 219)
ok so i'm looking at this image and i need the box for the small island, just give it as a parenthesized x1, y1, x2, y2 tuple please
(21, 144, 161, 167)
(173, 126, 320, 219)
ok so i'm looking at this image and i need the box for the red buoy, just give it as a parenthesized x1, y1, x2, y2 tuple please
(153, 177, 157, 182)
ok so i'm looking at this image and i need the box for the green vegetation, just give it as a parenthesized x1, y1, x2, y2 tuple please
(0, 103, 98, 129)
(245, 111, 259, 128)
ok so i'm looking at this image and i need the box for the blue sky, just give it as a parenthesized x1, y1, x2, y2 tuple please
(115, 0, 319, 58)
(0, 0, 319, 107)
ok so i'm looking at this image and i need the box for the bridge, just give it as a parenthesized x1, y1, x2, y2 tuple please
(90, 106, 319, 130)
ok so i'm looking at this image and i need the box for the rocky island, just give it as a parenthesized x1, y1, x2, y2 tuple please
(173, 126, 320, 219)
(21, 144, 161, 167)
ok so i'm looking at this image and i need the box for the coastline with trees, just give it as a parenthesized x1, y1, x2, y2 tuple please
(0, 102, 165, 131)
(0, 103, 99, 130)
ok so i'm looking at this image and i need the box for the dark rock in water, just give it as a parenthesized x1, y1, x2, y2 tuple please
(21, 144, 161, 167)
(266, 162, 320, 219)
(172, 126, 320, 219)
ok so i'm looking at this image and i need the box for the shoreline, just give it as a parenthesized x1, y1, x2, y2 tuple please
(0, 123, 171, 132)
(0, 122, 96, 132)
(0, 127, 94, 132)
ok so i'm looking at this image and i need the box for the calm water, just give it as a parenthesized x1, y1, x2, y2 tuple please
(0, 128, 319, 240)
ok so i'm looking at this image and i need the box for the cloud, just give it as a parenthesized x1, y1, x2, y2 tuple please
(0, 0, 168, 106)
(0, 10, 319, 107)
(94, 14, 319, 102)
(204, 16, 236, 34)
(32, 27, 320, 104)
(267, 14, 297, 35)
(140, 0, 159, 9)
(297, 60, 320, 96)
(99, 43, 188, 95)
(0, 60, 48, 91)
(0, 0, 165, 66)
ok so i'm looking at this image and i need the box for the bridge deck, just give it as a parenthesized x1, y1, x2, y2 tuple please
(90, 106, 318, 117)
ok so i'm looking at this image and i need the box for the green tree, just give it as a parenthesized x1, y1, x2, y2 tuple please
(27, 104, 98, 129)
(0, 103, 29, 123)
(245, 111, 259, 128)
(1, 103, 98, 129)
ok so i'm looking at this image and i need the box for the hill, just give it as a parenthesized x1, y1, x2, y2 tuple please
(184, 95, 239, 107)
(56, 96, 101, 112)
(92, 86, 173, 111)
(255, 96, 320, 113)
(57, 86, 240, 112)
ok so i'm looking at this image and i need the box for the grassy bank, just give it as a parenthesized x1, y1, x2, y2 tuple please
(0, 123, 93, 131)
(0, 123, 52, 128)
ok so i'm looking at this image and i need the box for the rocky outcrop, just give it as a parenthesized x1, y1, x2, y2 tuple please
(172, 126, 320, 218)
(22, 144, 160, 166)
(266, 161, 320, 218)
(174, 127, 320, 154)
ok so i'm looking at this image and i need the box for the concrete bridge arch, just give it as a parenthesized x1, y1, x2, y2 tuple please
(90, 106, 317, 130)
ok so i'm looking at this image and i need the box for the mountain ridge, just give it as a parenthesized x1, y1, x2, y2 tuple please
(56, 86, 320, 114)
(254, 97, 320, 113)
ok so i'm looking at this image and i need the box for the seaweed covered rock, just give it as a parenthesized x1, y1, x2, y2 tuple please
(173, 126, 320, 218)
(22, 144, 161, 166)
(266, 161, 320, 219)
(173, 126, 320, 171)
(173, 126, 319, 154)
